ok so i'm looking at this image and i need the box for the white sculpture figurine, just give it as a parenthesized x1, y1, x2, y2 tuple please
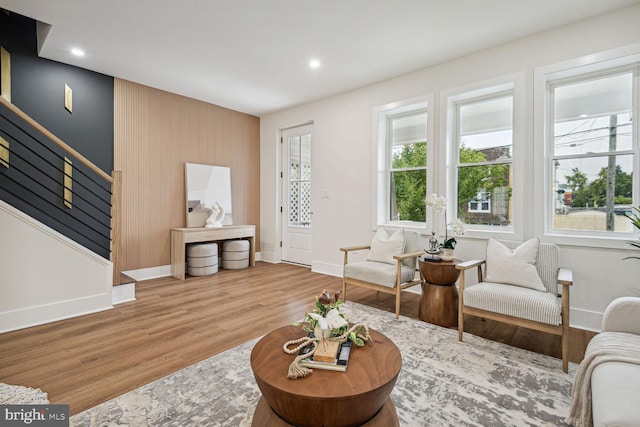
(205, 201, 225, 228)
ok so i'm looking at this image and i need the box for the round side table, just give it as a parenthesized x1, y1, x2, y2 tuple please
(418, 257, 460, 328)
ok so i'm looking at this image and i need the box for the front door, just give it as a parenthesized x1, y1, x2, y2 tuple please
(281, 124, 313, 266)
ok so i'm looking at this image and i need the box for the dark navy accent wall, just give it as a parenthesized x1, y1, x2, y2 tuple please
(0, 10, 114, 174)
(1, 9, 114, 259)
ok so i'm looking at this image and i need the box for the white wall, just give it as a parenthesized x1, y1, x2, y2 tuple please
(260, 5, 640, 331)
(0, 200, 113, 332)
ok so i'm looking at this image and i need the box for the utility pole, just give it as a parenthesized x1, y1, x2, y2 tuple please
(606, 114, 617, 231)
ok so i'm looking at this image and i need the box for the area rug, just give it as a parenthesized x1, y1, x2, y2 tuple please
(0, 382, 49, 404)
(70, 302, 577, 426)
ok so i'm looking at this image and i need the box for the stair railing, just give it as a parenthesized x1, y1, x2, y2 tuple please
(0, 95, 122, 285)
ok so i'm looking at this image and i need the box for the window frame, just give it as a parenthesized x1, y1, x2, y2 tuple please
(537, 53, 640, 246)
(441, 74, 525, 242)
(373, 95, 434, 231)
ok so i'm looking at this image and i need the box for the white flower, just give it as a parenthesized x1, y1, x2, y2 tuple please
(426, 193, 466, 242)
(451, 218, 465, 236)
(425, 193, 446, 213)
(307, 309, 348, 331)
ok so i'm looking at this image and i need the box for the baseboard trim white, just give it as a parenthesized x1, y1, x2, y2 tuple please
(0, 293, 113, 334)
(123, 265, 172, 281)
(311, 261, 342, 278)
(569, 307, 602, 333)
(123, 252, 264, 281)
(112, 283, 136, 305)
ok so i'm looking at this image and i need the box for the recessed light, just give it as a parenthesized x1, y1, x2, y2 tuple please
(71, 48, 85, 57)
(309, 59, 321, 69)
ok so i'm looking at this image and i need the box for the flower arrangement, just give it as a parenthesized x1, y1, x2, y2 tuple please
(284, 290, 372, 379)
(624, 206, 640, 261)
(425, 193, 465, 250)
(302, 289, 349, 339)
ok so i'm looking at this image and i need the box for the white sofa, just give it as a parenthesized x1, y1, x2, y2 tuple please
(591, 297, 640, 426)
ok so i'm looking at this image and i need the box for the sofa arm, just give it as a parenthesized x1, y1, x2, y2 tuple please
(601, 297, 640, 334)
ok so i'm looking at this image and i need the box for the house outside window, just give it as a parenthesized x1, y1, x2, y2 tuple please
(451, 88, 514, 228)
(547, 67, 637, 235)
(375, 99, 431, 227)
(468, 191, 491, 213)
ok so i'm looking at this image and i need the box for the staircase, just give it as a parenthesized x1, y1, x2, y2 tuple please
(0, 95, 126, 332)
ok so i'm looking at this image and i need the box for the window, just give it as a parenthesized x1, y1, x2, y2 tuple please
(548, 68, 637, 235)
(451, 88, 514, 229)
(375, 99, 431, 226)
(468, 191, 491, 213)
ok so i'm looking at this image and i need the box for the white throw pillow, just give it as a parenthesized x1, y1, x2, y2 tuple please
(366, 228, 405, 265)
(484, 237, 546, 292)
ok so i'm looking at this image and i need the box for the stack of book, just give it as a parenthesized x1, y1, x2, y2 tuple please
(298, 339, 352, 372)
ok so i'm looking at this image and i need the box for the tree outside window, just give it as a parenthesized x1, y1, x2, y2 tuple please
(455, 92, 513, 228)
(388, 111, 428, 223)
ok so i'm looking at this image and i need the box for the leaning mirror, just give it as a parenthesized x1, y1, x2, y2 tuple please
(185, 163, 233, 227)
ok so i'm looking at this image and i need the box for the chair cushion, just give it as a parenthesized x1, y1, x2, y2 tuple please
(366, 228, 405, 265)
(402, 230, 420, 270)
(484, 237, 546, 292)
(464, 282, 561, 325)
(344, 260, 415, 288)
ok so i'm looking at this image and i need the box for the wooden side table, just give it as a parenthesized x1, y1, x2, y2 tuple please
(418, 257, 461, 328)
(250, 325, 401, 427)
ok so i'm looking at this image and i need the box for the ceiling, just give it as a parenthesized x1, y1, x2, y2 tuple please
(1, 0, 639, 117)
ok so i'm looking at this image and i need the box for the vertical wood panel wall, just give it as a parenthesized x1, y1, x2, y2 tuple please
(114, 79, 260, 271)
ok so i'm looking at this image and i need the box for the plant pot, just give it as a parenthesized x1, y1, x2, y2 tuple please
(440, 248, 455, 262)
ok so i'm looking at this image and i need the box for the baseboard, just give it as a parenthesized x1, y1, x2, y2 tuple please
(0, 293, 113, 334)
(123, 252, 264, 281)
(123, 265, 172, 281)
(569, 307, 602, 332)
(311, 261, 342, 277)
(113, 282, 136, 305)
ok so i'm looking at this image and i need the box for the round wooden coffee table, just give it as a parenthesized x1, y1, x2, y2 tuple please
(250, 325, 401, 427)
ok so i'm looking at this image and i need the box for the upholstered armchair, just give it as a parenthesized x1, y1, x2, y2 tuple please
(456, 238, 573, 372)
(340, 228, 423, 318)
(567, 297, 640, 426)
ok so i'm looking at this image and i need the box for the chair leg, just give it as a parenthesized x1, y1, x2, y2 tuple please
(562, 323, 569, 373)
(395, 287, 401, 319)
(342, 280, 347, 302)
(458, 310, 464, 341)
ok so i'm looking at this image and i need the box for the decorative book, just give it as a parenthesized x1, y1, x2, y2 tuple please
(299, 340, 352, 372)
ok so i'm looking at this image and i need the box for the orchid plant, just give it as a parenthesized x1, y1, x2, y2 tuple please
(425, 193, 465, 249)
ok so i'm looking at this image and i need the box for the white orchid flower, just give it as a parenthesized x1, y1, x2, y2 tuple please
(425, 193, 447, 213)
(308, 309, 348, 332)
(451, 218, 466, 235)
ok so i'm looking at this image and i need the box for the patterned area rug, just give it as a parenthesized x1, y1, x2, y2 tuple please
(71, 302, 577, 426)
(0, 382, 49, 404)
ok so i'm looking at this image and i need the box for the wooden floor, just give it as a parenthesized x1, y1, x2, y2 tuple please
(0, 262, 596, 416)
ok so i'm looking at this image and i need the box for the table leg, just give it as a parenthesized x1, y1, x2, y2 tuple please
(170, 230, 186, 280)
(419, 282, 459, 328)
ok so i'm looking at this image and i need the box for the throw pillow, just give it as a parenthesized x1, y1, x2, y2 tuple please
(366, 228, 405, 265)
(484, 237, 546, 292)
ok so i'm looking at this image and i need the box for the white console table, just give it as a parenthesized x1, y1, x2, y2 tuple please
(171, 225, 256, 280)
